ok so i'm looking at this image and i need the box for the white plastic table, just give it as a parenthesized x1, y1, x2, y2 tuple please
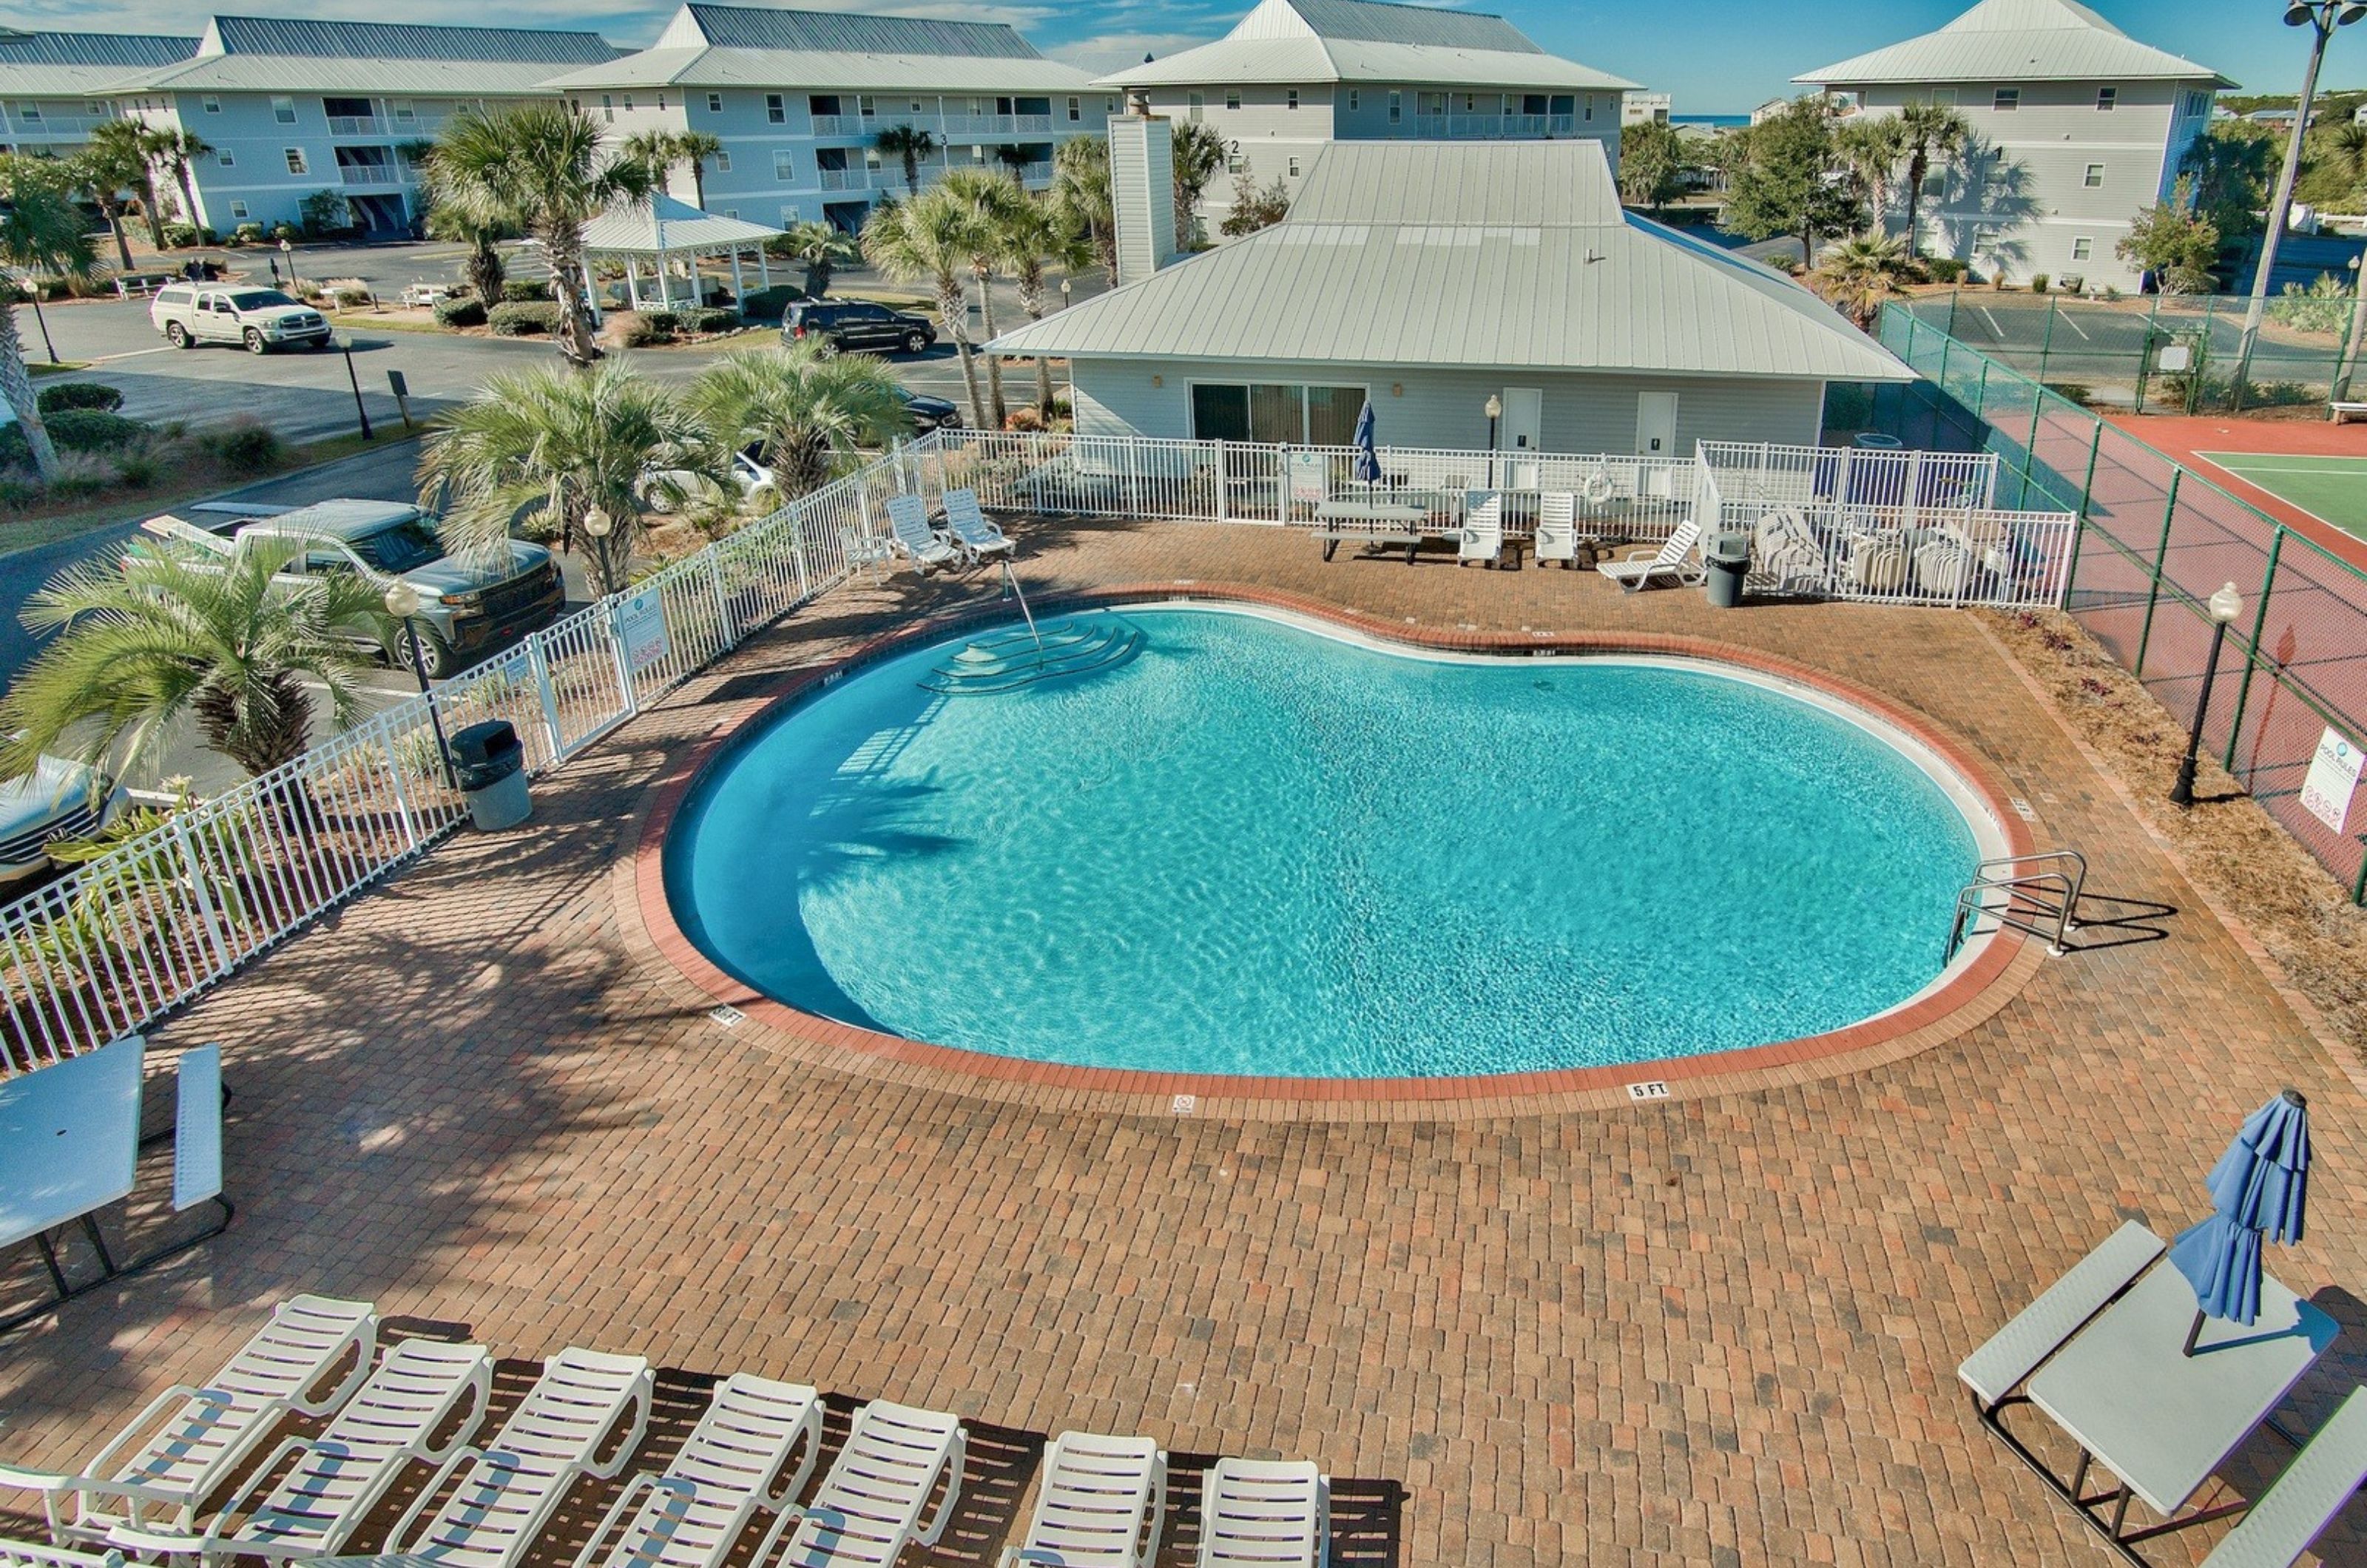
(0, 1036, 144, 1259)
(2028, 1260, 2337, 1539)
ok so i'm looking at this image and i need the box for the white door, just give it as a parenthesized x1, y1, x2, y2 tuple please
(1634, 391, 1679, 459)
(1500, 387, 1543, 489)
(195, 293, 236, 342)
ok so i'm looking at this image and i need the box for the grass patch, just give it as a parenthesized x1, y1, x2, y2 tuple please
(0, 430, 389, 559)
(27, 361, 94, 376)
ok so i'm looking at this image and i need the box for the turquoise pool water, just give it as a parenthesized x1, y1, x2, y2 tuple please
(665, 606, 1988, 1078)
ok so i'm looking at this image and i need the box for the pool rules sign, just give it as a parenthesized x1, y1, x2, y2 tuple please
(2300, 726, 2364, 834)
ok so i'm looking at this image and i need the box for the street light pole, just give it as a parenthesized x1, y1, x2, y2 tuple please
(2171, 581, 2245, 808)
(384, 581, 456, 791)
(1484, 393, 1502, 489)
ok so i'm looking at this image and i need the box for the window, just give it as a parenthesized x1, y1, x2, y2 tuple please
(725, 208, 738, 220)
(1932, 87, 1957, 106)
(1287, 89, 1299, 109)
(1388, 89, 1400, 124)
(1582, 95, 1593, 121)
(391, 100, 415, 124)
(2096, 85, 2117, 110)
(621, 95, 633, 111)
(283, 147, 308, 175)
(1189, 382, 1366, 444)
(709, 92, 723, 112)
(1348, 89, 1359, 111)
(1188, 92, 1204, 122)
(1068, 95, 1081, 121)
(1522, 93, 1547, 115)
(202, 95, 220, 113)
(1226, 89, 1241, 111)
(229, 200, 248, 219)
(1993, 87, 2020, 111)
(2184, 90, 2210, 117)
(766, 93, 785, 124)
(600, 94, 614, 123)
(858, 95, 875, 117)
(2071, 236, 2093, 261)
(656, 94, 666, 109)
(1287, 155, 1300, 176)
(1462, 93, 1478, 112)
(1973, 224, 1999, 254)
(780, 204, 800, 225)
(87, 99, 104, 115)
(1550, 93, 1573, 117)
(216, 147, 233, 166)
(1418, 92, 1445, 116)
(271, 95, 297, 124)
(774, 149, 796, 180)
(714, 150, 731, 172)
(2083, 162, 2104, 187)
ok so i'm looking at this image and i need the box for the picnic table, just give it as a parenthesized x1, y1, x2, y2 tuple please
(1311, 497, 1446, 564)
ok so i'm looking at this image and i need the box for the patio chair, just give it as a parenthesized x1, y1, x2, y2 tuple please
(998, 1431, 1166, 1568)
(763, 1400, 966, 1568)
(1195, 1459, 1327, 1568)
(2, 1295, 378, 1544)
(1457, 493, 1502, 567)
(1596, 521, 1704, 594)
(573, 1375, 822, 1568)
(941, 490, 1015, 564)
(1533, 493, 1578, 569)
(384, 1347, 653, 1568)
(0, 1538, 121, 1568)
(106, 1339, 493, 1566)
(2198, 1385, 2367, 1567)
(885, 496, 956, 575)
(1751, 509, 1826, 594)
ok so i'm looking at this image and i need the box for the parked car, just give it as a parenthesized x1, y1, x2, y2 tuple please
(129, 499, 565, 678)
(149, 283, 332, 354)
(783, 299, 935, 356)
(643, 445, 778, 515)
(0, 754, 129, 885)
(897, 387, 962, 434)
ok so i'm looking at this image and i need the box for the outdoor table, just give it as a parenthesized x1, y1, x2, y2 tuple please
(2027, 1260, 2337, 1553)
(1312, 499, 1436, 564)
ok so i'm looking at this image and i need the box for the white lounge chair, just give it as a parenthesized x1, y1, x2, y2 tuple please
(766, 1401, 965, 1568)
(1, 1538, 122, 1568)
(385, 1348, 653, 1568)
(999, 1431, 1166, 1568)
(1457, 493, 1502, 567)
(1533, 493, 1578, 569)
(941, 489, 1015, 564)
(2200, 1385, 2367, 1567)
(574, 1375, 822, 1568)
(885, 496, 956, 574)
(107, 1339, 493, 1566)
(1751, 508, 1825, 593)
(5, 1295, 377, 1544)
(1195, 1460, 1327, 1568)
(1596, 520, 1704, 594)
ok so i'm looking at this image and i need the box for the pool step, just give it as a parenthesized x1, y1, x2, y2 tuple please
(920, 616, 1144, 695)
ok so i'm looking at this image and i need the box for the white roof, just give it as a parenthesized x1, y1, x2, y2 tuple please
(544, 3, 1094, 93)
(582, 193, 783, 254)
(986, 141, 1910, 384)
(1795, 0, 2232, 88)
(105, 15, 617, 95)
(1095, 0, 1634, 92)
(0, 30, 196, 98)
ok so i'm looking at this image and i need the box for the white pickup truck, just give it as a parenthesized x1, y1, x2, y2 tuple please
(149, 283, 332, 354)
(131, 499, 567, 677)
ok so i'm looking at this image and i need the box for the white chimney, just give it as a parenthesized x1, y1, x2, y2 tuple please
(1109, 113, 1178, 286)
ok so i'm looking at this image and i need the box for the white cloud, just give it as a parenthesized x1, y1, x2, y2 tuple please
(1046, 30, 1218, 73)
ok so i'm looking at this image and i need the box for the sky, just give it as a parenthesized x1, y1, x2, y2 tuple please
(6, 0, 2362, 112)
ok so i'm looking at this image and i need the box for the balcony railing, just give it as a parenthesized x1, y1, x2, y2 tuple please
(941, 113, 1053, 137)
(817, 167, 866, 190)
(1, 112, 109, 138)
(1405, 113, 1581, 140)
(338, 164, 399, 187)
(326, 115, 382, 136)
(809, 114, 860, 136)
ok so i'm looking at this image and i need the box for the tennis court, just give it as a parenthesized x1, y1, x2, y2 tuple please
(2195, 451, 2367, 543)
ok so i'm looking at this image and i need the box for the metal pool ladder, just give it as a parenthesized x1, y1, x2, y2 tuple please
(1945, 849, 2087, 961)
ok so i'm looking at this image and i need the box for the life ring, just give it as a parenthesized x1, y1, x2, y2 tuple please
(1579, 469, 1615, 505)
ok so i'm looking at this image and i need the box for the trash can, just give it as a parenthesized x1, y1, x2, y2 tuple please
(450, 719, 530, 831)
(1704, 531, 1751, 609)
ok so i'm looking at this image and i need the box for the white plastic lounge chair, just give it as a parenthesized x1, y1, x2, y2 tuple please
(107, 1339, 493, 1566)
(2199, 1385, 2367, 1567)
(764, 1401, 965, 1568)
(0, 1538, 122, 1568)
(1751, 508, 1825, 593)
(941, 489, 1015, 564)
(1532, 493, 1578, 569)
(1457, 493, 1502, 567)
(6, 1295, 378, 1544)
(385, 1348, 653, 1568)
(573, 1375, 821, 1568)
(1195, 1459, 1327, 1568)
(885, 496, 956, 574)
(1596, 521, 1704, 593)
(999, 1431, 1166, 1568)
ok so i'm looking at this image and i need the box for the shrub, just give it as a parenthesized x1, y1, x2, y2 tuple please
(487, 300, 561, 336)
(45, 410, 147, 453)
(299, 190, 351, 237)
(37, 383, 124, 415)
(113, 445, 163, 489)
(2043, 382, 2095, 407)
(738, 285, 797, 322)
(2059, 274, 2086, 296)
(205, 420, 283, 476)
(329, 285, 373, 309)
(1925, 257, 1968, 283)
(1005, 405, 1046, 432)
(2029, 273, 2050, 295)
(636, 308, 680, 336)
(160, 221, 216, 249)
(269, 222, 298, 243)
(0, 425, 28, 470)
(233, 222, 265, 246)
(500, 278, 552, 303)
(433, 296, 487, 329)
(618, 321, 671, 348)
(680, 305, 738, 335)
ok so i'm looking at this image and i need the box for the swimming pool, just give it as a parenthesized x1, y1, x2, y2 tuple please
(663, 605, 1998, 1079)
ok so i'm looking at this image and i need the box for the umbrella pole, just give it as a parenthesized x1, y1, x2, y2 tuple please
(2183, 1309, 2206, 1357)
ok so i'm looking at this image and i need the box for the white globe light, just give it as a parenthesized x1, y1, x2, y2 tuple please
(383, 581, 422, 619)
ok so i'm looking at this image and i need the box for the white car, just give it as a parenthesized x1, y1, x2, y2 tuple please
(0, 755, 129, 885)
(150, 283, 333, 354)
(643, 445, 778, 514)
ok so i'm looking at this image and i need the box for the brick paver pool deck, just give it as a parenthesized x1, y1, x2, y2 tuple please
(5, 516, 2366, 1567)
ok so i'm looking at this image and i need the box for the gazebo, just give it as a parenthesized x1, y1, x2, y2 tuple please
(581, 194, 783, 316)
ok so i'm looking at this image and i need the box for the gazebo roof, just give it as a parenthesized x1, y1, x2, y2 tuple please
(583, 195, 783, 256)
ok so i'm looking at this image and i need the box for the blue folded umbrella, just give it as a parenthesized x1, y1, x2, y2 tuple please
(2170, 1212, 2266, 1326)
(1351, 400, 1381, 485)
(2170, 1089, 2310, 1335)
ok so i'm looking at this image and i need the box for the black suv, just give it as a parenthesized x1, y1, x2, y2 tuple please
(783, 298, 936, 355)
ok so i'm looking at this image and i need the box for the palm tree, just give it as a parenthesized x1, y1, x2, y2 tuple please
(72, 126, 146, 270)
(426, 101, 652, 369)
(1834, 114, 1908, 234)
(89, 119, 166, 251)
(1053, 134, 1116, 283)
(1169, 120, 1226, 249)
(0, 538, 391, 780)
(2331, 122, 2367, 200)
(621, 129, 680, 192)
(420, 189, 509, 305)
(686, 342, 908, 500)
(418, 359, 720, 597)
(1814, 231, 1915, 329)
(862, 186, 986, 425)
(990, 189, 1088, 419)
(1897, 102, 1971, 258)
(675, 130, 724, 209)
(777, 220, 857, 297)
(875, 124, 939, 198)
(939, 166, 1026, 428)
(0, 157, 94, 481)
(141, 127, 214, 237)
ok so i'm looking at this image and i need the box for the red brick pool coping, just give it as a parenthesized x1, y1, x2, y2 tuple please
(618, 584, 2044, 1119)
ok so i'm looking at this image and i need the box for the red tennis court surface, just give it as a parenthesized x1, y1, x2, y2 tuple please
(2104, 413, 2367, 572)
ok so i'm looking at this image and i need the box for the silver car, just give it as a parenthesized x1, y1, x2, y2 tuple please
(150, 283, 332, 354)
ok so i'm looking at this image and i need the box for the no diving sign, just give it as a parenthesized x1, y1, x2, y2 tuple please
(2300, 726, 2364, 835)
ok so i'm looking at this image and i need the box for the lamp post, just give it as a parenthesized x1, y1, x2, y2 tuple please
(385, 580, 456, 791)
(2336, 252, 2367, 403)
(581, 502, 614, 598)
(278, 235, 296, 297)
(1484, 393, 1502, 488)
(2233, 0, 2366, 406)
(2171, 581, 2245, 808)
